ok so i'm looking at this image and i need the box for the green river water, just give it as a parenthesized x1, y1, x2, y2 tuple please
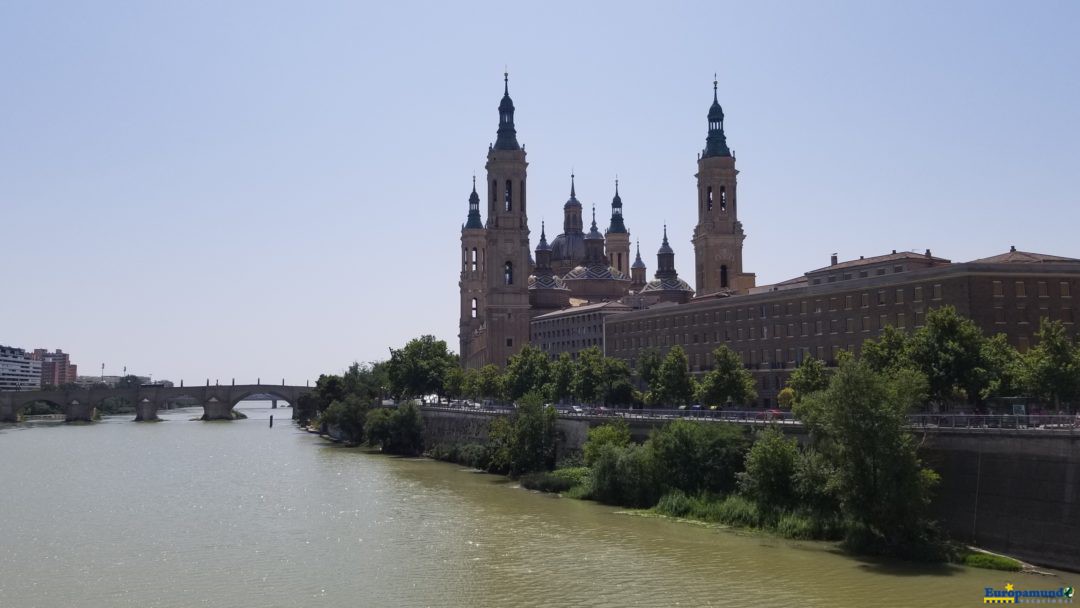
(0, 402, 1070, 607)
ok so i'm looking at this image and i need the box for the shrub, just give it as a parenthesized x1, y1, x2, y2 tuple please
(520, 467, 589, 494)
(738, 426, 799, 512)
(589, 443, 661, 508)
(583, 420, 631, 467)
(650, 420, 749, 496)
(365, 403, 424, 455)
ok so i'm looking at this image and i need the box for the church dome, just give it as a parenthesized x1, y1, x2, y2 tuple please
(550, 232, 585, 263)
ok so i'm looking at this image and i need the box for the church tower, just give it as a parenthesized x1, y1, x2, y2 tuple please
(459, 177, 486, 363)
(692, 78, 755, 296)
(482, 73, 532, 367)
(604, 179, 631, 276)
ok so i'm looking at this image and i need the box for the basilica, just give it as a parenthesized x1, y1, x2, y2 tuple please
(458, 74, 750, 368)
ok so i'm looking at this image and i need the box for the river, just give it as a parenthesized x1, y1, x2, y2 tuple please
(0, 402, 1069, 607)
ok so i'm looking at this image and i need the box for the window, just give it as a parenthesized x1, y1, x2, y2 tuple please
(915, 309, 925, 326)
(801, 322, 809, 336)
(993, 308, 1005, 324)
(893, 265, 904, 273)
(877, 290, 886, 306)
(706, 186, 713, 211)
(1018, 336, 1030, 353)
(862, 316, 871, 331)
(506, 337, 513, 348)
(719, 185, 727, 211)
(720, 265, 729, 288)
(895, 288, 904, 304)
(504, 261, 514, 285)
(1064, 308, 1074, 323)
(846, 318, 855, 333)
(504, 179, 513, 211)
(845, 295, 853, 310)
(1062, 282, 1072, 298)
(896, 313, 906, 329)
(471, 298, 478, 318)
(830, 319, 839, 334)
(1038, 281, 1048, 298)
(800, 301, 808, 315)
(992, 281, 1003, 297)
(932, 284, 943, 300)
(861, 293, 870, 308)
(1015, 281, 1026, 298)
(914, 286, 923, 302)
(859, 270, 869, 278)
(879, 314, 888, 328)
(815, 320, 823, 335)
(470, 248, 477, 271)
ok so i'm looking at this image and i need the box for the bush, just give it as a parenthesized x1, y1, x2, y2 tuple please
(583, 420, 631, 467)
(365, 403, 424, 455)
(650, 420, 749, 496)
(589, 443, 661, 508)
(520, 467, 589, 494)
(738, 426, 799, 512)
(653, 492, 761, 528)
(485, 392, 557, 477)
(962, 552, 1022, 571)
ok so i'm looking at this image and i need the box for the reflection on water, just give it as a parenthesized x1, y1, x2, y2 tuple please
(0, 402, 1067, 607)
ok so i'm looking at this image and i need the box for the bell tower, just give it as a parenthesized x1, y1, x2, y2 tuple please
(604, 178, 631, 276)
(482, 72, 531, 366)
(692, 77, 755, 296)
(459, 177, 486, 365)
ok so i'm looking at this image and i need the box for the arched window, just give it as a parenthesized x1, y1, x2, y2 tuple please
(471, 298, 478, 318)
(720, 185, 727, 211)
(504, 261, 513, 285)
(706, 186, 713, 211)
(504, 179, 513, 212)
(721, 265, 729, 288)
(471, 248, 477, 271)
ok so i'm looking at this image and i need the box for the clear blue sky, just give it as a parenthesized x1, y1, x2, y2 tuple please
(2, 1, 1078, 385)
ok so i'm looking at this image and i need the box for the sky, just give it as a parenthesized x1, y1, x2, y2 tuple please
(2, 1, 1078, 386)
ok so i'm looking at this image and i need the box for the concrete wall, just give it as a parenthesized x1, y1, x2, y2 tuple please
(921, 431, 1079, 572)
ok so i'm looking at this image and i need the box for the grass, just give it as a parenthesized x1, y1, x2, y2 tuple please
(652, 491, 846, 541)
(521, 467, 591, 494)
(961, 551, 1022, 571)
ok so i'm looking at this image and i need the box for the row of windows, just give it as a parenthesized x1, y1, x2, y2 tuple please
(810, 264, 909, 285)
(992, 280, 1071, 298)
(610, 284, 946, 335)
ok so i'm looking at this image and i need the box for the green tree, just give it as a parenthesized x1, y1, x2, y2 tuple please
(319, 394, 371, 443)
(583, 419, 631, 466)
(649, 419, 749, 495)
(796, 358, 938, 553)
(696, 345, 756, 407)
(486, 392, 557, 476)
(476, 364, 505, 401)
(1020, 318, 1080, 410)
(572, 347, 605, 404)
(547, 352, 575, 403)
(365, 403, 424, 455)
(442, 365, 465, 399)
(787, 357, 830, 404)
(776, 387, 795, 408)
(461, 368, 481, 400)
(906, 306, 993, 405)
(861, 325, 910, 373)
(387, 335, 458, 401)
(589, 443, 660, 508)
(980, 334, 1022, 401)
(341, 361, 389, 402)
(636, 348, 663, 390)
(504, 345, 551, 401)
(738, 426, 799, 512)
(651, 346, 696, 407)
(599, 357, 635, 406)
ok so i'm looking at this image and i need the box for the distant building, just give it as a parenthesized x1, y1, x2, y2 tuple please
(530, 301, 631, 359)
(31, 349, 78, 387)
(0, 346, 42, 391)
(76, 374, 150, 388)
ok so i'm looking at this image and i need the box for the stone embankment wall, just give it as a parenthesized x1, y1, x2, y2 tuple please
(921, 431, 1079, 572)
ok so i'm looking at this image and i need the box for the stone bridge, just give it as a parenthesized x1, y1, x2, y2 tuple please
(0, 384, 313, 422)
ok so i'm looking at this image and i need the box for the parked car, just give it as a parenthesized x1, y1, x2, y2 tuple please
(756, 408, 784, 421)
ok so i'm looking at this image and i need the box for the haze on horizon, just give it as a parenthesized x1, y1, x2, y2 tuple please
(2, 1, 1078, 385)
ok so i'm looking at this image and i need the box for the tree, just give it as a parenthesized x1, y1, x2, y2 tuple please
(861, 325, 910, 373)
(583, 419, 631, 466)
(365, 403, 424, 455)
(599, 357, 635, 406)
(738, 426, 799, 512)
(547, 352, 575, 403)
(461, 368, 481, 400)
(319, 394, 371, 443)
(787, 357, 830, 404)
(476, 364, 505, 401)
(387, 335, 457, 401)
(696, 345, 756, 407)
(906, 306, 993, 405)
(442, 365, 465, 399)
(980, 334, 1022, 402)
(1020, 318, 1080, 410)
(776, 387, 795, 408)
(572, 347, 605, 404)
(486, 392, 557, 476)
(636, 348, 663, 390)
(796, 358, 938, 553)
(504, 345, 551, 401)
(342, 361, 389, 403)
(651, 347, 696, 407)
(649, 419, 749, 495)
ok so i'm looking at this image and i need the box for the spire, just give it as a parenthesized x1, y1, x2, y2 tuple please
(656, 226, 677, 279)
(703, 75, 731, 158)
(570, 172, 576, 198)
(586, 205, 602, 238)
(465, 175, 483, 229)
(494, 71, 520, 151)
(631, 240, 646, 269)
(536, 220, 550, 250)
(606, 176, 627, 234)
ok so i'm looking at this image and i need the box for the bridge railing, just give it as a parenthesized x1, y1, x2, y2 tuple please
(421, 403, 1079, 434)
